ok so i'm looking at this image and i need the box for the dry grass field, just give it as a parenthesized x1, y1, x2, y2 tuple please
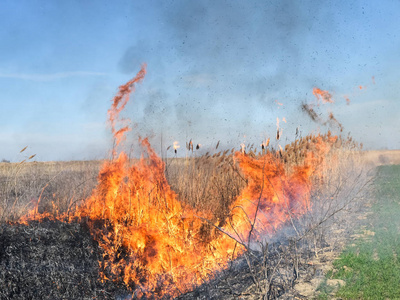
(361, 149, 400, 166)
(0, 160, 102, 222)
(1, 133, 382, 224)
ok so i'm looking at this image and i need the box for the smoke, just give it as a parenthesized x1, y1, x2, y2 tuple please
(117, 1, 341, 150)
(118, 40, 158, 75)
(162, 1, 309, 74)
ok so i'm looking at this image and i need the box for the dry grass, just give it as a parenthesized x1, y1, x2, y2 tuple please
(0, 133, 370, 224)
(361, 149, 400, 166)
(165, 132, 362, 223)
(0, 160, 102, 221)
(165, 151, 246, 223)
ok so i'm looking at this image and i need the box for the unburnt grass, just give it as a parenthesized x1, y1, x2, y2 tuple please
(318, 165, 400, 299)
(0, 160, 102, 222)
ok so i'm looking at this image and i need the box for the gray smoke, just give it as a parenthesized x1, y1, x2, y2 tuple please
(117, 1, 339, 152)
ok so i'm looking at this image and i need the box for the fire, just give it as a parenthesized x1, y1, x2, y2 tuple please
(229, 152, 311, 241)
(75, 139, 236, 296)
(18, 66, 340, 298)
(109, 64, 146, 149)
(313, 87, 334, 104)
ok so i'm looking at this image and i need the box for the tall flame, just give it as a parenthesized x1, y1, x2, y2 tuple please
(228, 134, 336, 243)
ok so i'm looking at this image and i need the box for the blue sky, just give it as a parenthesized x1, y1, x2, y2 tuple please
(1, 0, 399, 161)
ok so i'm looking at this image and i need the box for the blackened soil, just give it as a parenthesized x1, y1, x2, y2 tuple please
(0, 220, 130, 300)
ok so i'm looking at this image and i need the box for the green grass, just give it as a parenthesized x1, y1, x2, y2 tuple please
(321, 165, 400, 299)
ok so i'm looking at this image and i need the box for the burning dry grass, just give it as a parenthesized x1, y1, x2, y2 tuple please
(165, 131, 361, 225)
(0, 132, 371, 298)
(0, 67, 374, 299)
(178, 139, 372, 299)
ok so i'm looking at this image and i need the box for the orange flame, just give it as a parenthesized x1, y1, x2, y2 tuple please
(312, 87, 334, 104)
(227, 134, 336, 243)
(75, 138, 236, 297)
(109, 64, 146, 149)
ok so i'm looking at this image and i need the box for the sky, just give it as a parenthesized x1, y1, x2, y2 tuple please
(0, 0, 399, 161)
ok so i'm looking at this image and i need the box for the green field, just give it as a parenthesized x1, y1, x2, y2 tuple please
(320, 165, 400, 299)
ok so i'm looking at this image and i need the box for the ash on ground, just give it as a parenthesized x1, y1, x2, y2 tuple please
(0, 220, 130, 300)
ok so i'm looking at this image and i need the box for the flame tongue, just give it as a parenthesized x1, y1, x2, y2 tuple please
(78, 137, 236, 297)
(108, 64, 146, 148)
(228, 138, 331, 242)
(228, 152, 310, 241)
(313, 87, 334, 104)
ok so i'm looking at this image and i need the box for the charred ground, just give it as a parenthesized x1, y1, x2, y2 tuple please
(0, 220, 130, 300)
